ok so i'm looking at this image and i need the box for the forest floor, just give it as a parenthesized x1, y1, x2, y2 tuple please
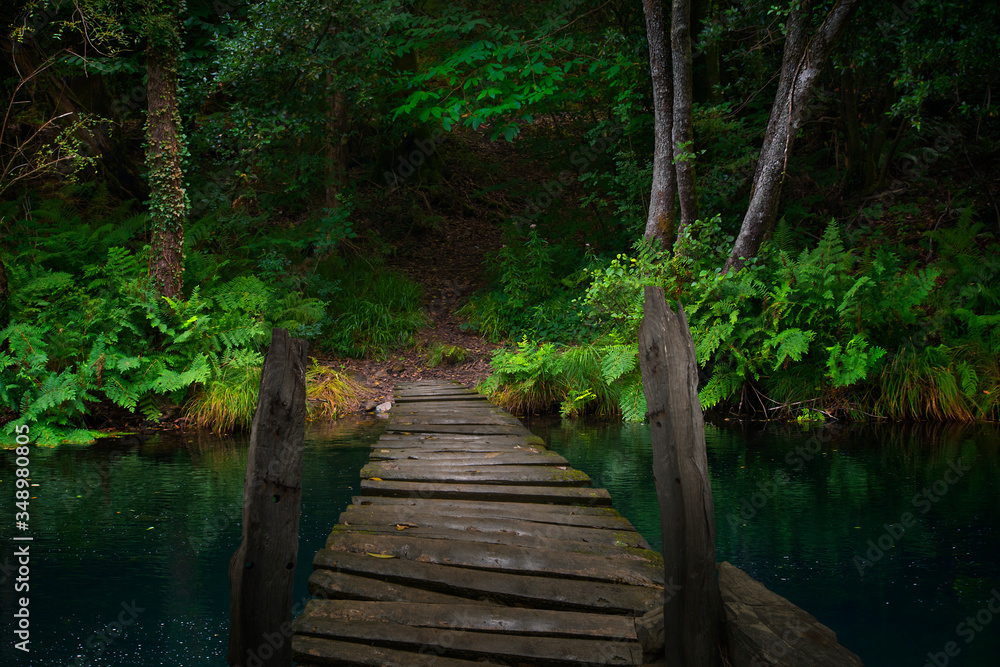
(320, 129, 530, 412)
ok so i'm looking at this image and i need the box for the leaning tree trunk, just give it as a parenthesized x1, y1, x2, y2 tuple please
(724, 0, 861, 273)
(145, 4, 188, 300)
(643, 0, 677, 245)
(672, 0, 699, 244)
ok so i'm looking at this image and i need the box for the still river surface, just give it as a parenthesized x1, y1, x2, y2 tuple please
(1, 417, 998, 666)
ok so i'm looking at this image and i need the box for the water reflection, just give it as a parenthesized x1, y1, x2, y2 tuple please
(527, 418, 1000, 667)
(0, 418, 382, 666)
(3, 416, 996, 666)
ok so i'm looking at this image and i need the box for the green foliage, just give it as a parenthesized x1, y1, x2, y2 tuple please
(426, 343, 469, 368)
(306, 361, 362, 420)
(184, 356, 262, 433)
(480, 338, 645, 421)
(392, 6, 591, 139)
(515, 216, 1000, 422)
(458, 227, 591, 343)
(323, 262, 426, 358)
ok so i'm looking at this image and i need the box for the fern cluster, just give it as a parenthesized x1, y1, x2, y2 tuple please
(483, 214, 1000, 422)
(479, 339, 646, 421)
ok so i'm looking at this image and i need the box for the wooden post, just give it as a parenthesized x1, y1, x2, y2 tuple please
(638, 285, 721, 667)
(228, 328, 308, 667)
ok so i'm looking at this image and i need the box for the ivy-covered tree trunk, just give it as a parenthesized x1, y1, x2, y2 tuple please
(145, 2, 188, 299)
(643, 0, 677, 245)
(672, 0, 699, 243)
(724, 0, 860, 273)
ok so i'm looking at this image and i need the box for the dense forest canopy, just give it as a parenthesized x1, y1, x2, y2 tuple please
(2, 0, 998, 443)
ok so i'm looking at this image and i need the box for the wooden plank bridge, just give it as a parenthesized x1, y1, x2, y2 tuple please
(291, 380, 665, 666)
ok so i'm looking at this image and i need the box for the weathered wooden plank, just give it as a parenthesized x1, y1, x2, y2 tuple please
(329, 523, 656, 557)
(386, 423, 529, 435)
(313, 552, 663, 615)
(378, 431, 544, 441)
(348, 496, 635, 529)
(390, 415, 521, 426)
(293, 636, 500, 667)
(374, 438, 547, 452)
(393, 405, 506, 413)
(394, 391, 487, 398)
(308, 569, 476, 605)
(389, 412, 515, 422)
(322, 533, 664, 586)
(294, 615, 643, 666)
(360, 479, 614, 505)
(301, 600, 640, 640)
(394, 394, 490, 404)
(369, 449, 568, 466)
(337, 506, 651, 548)
(360, 461, 591, 486)
(227, 328, 308, 667)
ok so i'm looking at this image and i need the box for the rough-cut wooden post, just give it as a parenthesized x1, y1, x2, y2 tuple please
(638, 285, 721, 667)
(228, 328, 308, 667)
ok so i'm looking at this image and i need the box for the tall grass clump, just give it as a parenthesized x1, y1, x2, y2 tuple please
(184, 359, 263, 432)
(324, 260, 426, 358)
(306, 361, 362, 419)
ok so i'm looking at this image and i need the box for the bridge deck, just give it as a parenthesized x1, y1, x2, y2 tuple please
(291, 380, 664, 666)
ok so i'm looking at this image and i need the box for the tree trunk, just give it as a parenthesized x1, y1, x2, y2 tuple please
(638, 286, 721, 667)
(228, 328, 308, 667)
(324, 85, 348, 210)
(145, 8, 188, 300)
(724, 0, 861, 273)
(672, 0, 699, 243)
(643, 0, 677, 245)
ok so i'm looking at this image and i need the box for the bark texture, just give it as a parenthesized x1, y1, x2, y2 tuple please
(639, 286, 722, 667)
(672, 0, 699, 242)
(146, 31, 188, 299)
(725, 0, 861, 273)
(643, 0, 677, 245)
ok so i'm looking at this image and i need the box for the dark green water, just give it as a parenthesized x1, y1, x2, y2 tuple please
(2, 418, 998, 666)
(0, 418, 382, 666)
(527, 418, 1000, 667)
